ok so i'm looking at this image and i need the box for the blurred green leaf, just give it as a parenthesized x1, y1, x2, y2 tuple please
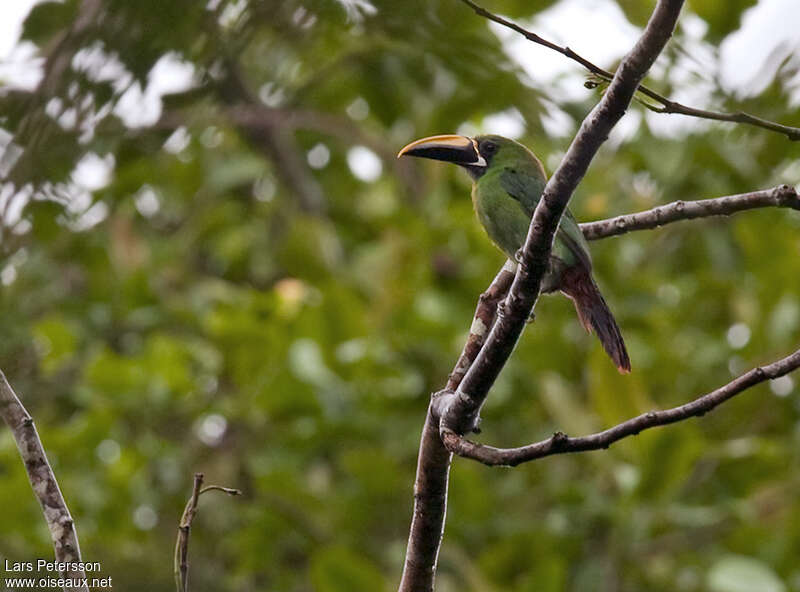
(21, 0, 78, 45)
(310, 546, 387, 592)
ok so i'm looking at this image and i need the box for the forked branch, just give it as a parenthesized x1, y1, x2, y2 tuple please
(399, 2, 685, 590)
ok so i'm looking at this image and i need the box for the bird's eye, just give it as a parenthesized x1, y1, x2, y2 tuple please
(482, 141, 497, 156)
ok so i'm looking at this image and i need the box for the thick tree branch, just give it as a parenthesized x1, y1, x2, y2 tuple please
(397, 261, 514, 592)
(442, 348, 800, 466)
(399, 3, 684, 591)
(441, 0, 684, 433)
(0, 370, 88, 592)
(400, 157, 799, 592)
(458, 0, 800, 141)
(580, 184, 800, 240)
(397, 410, 453, 592)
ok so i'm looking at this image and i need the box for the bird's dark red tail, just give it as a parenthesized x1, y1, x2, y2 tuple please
(561, 268, 631, 373)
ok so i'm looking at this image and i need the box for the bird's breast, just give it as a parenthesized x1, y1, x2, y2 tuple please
(472, 184, 531, 260)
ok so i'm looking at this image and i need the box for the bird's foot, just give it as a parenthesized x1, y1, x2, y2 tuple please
(526, 310, 536, 324)
(496, 300, 507, 320)
(514, 248, 524, 264)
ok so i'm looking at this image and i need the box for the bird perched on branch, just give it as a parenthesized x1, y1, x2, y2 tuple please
(398, 134, 631, 373)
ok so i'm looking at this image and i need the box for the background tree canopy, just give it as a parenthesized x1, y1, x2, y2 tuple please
(1, 0, 799, 590)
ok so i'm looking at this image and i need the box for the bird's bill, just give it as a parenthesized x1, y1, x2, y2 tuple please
(397, 134, 487, 167)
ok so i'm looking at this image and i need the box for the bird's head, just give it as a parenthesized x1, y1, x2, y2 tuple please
(397, 134, 539, 180)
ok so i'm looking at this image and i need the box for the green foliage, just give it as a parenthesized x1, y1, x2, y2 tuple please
(310, 546, 388, 592)
(22, 1, 78, 45)
(1, 0, 800, 591)
(688, 0, 758, 41)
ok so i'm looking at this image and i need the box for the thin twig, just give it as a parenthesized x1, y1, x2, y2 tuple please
(174, 473, 241, 592)
(458, 0, 800, 141)
(580, 184, 800, 240)
(442, 348, 800, 466)
(0, 370, 88, 592)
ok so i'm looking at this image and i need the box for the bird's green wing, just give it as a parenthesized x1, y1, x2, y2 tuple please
(499, 171, 593, 271)
(498, 169, 544, 215)
(556, 209, 593, 271)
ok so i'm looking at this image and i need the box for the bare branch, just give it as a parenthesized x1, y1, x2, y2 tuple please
(457, 0, 800, 141)
(442, 0, 684, 432)
(397, 259, 514, 590)
(0, 370, 88, 592)
(397, 409, 454, 592)
(442, 348, 800, 466)
(174, 472, 242, 592)
(398, 3, 684, 591)
(397, 261, 514, 592)
(580, 184, 800, 240)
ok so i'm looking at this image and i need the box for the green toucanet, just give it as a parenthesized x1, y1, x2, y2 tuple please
(398, 134, 631, 373)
